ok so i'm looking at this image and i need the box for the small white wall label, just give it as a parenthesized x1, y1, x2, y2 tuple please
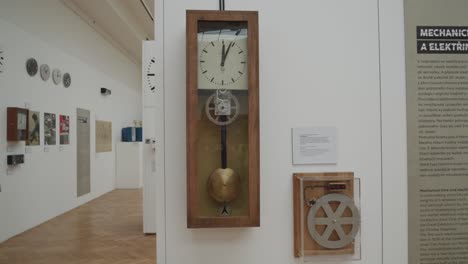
(292, 127, 338, 165)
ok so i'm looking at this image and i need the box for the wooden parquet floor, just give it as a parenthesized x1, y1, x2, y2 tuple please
(0, 189, 156, 264)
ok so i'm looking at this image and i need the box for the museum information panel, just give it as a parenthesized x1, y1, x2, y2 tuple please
(405, 1, 468, 263)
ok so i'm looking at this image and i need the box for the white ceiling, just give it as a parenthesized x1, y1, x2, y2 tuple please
(62, 0, 154, 65)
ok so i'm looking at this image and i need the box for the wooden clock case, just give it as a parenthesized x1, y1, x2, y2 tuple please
(186, 10, 260, 228)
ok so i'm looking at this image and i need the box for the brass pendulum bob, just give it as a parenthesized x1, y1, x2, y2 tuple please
(207, 114, 241, 215)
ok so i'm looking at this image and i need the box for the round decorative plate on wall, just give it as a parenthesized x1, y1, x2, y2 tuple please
(40, 64, 50, 81)
(26, 58, 38, 76)
(52, 68, 62, 85)
(63, 73, 71, 88)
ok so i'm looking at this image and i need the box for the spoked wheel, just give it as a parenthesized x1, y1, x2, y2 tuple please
(307, 193, 360, 249)
(205, 91, 240, 126)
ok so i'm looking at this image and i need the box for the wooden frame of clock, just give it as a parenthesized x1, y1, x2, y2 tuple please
(186, 10, 259, 228)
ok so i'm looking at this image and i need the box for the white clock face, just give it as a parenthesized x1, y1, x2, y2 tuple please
(52, 68, 62, 85)
(198, 31, 248, 90)
(146, 57, 157, 93)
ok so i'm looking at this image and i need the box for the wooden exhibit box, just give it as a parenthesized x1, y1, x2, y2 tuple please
(293, 172, 360, 259)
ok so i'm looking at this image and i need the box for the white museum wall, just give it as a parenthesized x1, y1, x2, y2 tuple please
(0, 1, 142, 242)
(0, 0, 139, 90)
(157, 0, 383, 263)
(379, 0, 409, 263)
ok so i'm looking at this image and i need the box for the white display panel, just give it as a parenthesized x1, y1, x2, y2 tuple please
(158, 0, 383, 264)
(142, 38, 165, 257)
(379, 0, 409, 263)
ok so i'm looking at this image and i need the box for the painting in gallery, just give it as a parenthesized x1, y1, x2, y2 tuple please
(27, 111, 40, 146)
(60, 115, 70, 145)
(44, 113, 56, 145)
(96, 120, 112, 152)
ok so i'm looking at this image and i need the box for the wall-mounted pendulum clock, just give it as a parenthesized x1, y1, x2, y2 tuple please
(186, 10, 259, 228)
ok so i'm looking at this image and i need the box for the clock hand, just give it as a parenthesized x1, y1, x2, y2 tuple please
(221, 42, 234, 67)
(221, 41, 226, 67)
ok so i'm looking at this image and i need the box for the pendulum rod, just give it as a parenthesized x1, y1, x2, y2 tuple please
(218, 0, 227, 168)
(220, 115, 228, 215)
(220, 116, 227, 169)
(217, 0, 229, 215)
(219, 0, 225, 11)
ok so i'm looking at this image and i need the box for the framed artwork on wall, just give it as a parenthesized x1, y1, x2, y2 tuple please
(27, 111, 40, 146)
(44, 113, 56, 145)
(60, 115, 70, 145)
(96, 120, 112, 153)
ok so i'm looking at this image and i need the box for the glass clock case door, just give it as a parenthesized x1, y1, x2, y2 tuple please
(186, 10, 259, 228)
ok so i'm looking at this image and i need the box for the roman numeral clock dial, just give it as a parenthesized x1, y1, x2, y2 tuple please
(146, 57, 157, 93)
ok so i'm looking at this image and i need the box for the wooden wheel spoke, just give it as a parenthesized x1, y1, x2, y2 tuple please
(340, 217, 355, 224)
(322, 203, 335, 218)
(314, 217, 330, 225)
(335, 225, 347, 240)
(321, 225, 334, 240)
(334, 203, 347, 217)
